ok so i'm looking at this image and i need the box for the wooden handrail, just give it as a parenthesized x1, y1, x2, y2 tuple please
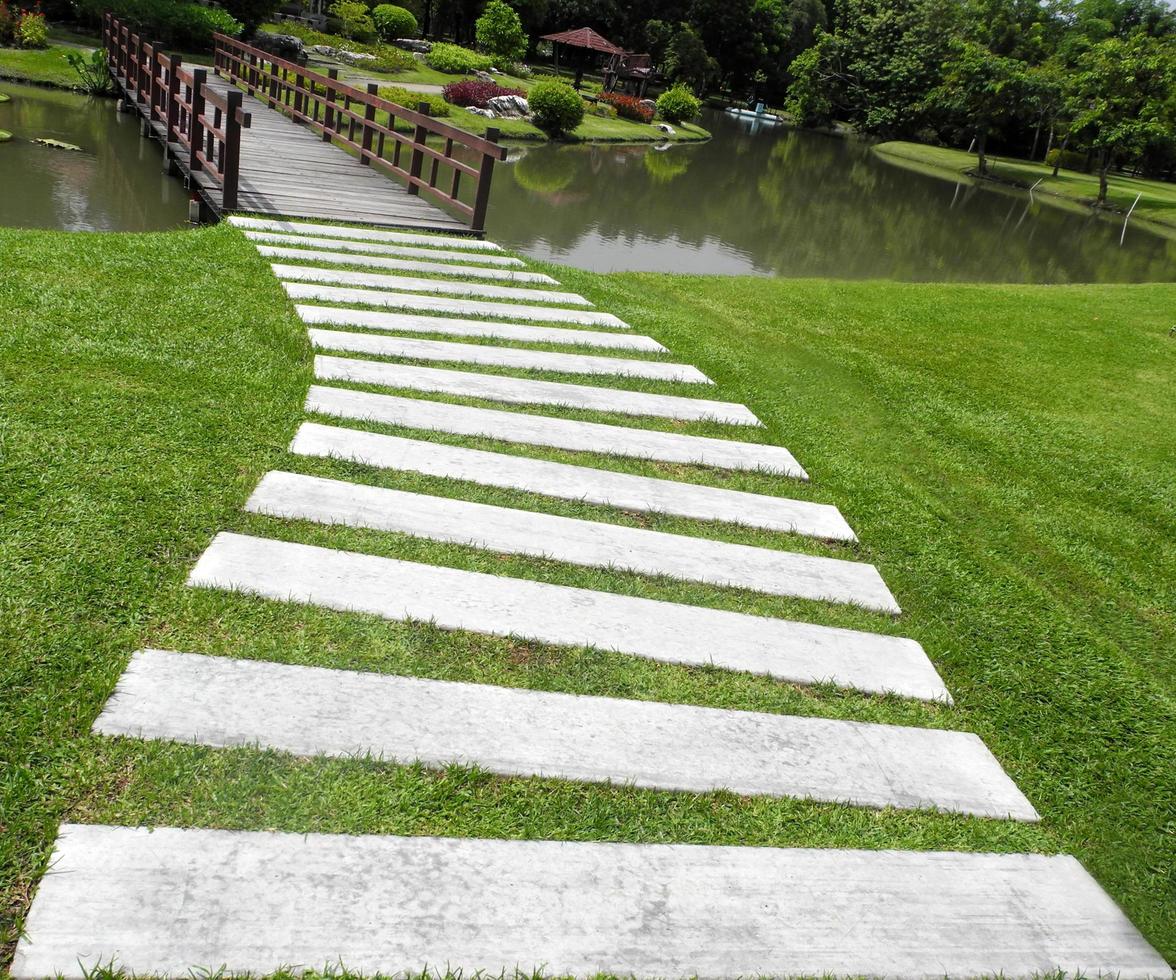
(212, 31, 505, 231)
(104, 13, 249, 210)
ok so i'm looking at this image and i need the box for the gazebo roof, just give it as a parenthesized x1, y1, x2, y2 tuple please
(540, 27, 624, 55)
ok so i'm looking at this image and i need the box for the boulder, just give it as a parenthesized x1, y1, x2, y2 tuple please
(640, 99, 656, 112)
(656, 122, 676, 135)
(467, 107, 496, 118)
(486, 94, 530, 118)
(474, 70, 496, 82)
(251, 31, 307, 64)
(338, 50, 376, 64)
(393, 38, 431, 53)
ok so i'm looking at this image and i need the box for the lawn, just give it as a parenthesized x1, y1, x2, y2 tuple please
(876, 140, 1176, 230)
(1, 223, 1173, 970)
(0, 44, 83, 89)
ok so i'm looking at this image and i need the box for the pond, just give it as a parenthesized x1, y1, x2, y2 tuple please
(0, 81, 189, 232)
(485, 109, 1176, 283)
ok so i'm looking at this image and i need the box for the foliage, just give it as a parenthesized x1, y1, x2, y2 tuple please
(656, 83, 701, 123)
(368, 45, 416, 72)
(0, 1, 15, 45)
(378, 84, 449, 114)
(664, 25, 717, 95)
(599, 90, 654, 122)
(528, 78, 584, 135)
(64, 46, 114, 94)
(475, 0, 527, 62)
(329, 0, 376, 41)
(424, 41, 493, 73)
(1045, 145, 1087, 170)
(218, 0, 282, 37)
(17, 6, 48, 48)
(442, 78, 525, 108)
(71, 0, 243, 50)
(372, 3, 417, 40)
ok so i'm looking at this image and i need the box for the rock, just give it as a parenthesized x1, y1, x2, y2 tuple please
(467, 107, 497, 118)
(474, 70, 496, 82)
(486, 94, 530, 118)
(33, 138, 84, 152)
(656, 122, 676, 135)
(251, 31, 307, 64)
(640, 99, 656, 112)
(309, 44, 336, 56)
(338, 50, 376, 65)
(393, 38, 431, 52)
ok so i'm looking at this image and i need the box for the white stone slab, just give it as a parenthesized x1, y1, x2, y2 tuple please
(18, 826, 1169, 979)
(291, 422, 846, 538)
(257, 245, 557, 284)
(246, 472, 893, 611)
(315, 357, 762, 426)
(228, 215, 505, 251)
(244, 230, 527, 266)
(297, 304, 666, 352)
(188, 533, 946, 700)
(274, 264, 592, 307)
(306, 385, 803, 475)
(308, 329, 710, 384)
(284, 282, 629, 328)
(95, 649, 1025, 816)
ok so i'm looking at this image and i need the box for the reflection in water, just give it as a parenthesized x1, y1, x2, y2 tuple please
(486, 110, 1176, 283)
(0, 82, 189, 232)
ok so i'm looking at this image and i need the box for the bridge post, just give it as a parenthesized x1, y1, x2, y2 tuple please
(471, 128, 500, 233)
(221, 89, 245, 211)
(189, 68, 207, 176)
(406, 102, 430, 195)
(322, 69, 339, 142)
(360, 83, 379, 166)
(165, 55, 182, 145)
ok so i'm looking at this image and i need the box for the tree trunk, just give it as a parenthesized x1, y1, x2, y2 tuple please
(1098, 148, 1112, 204)
(1044, 124, 1056, 163)
(1030, 114, 1043, 162)
(1051, 132, 1070, 177)
(976, 130, 988, 176)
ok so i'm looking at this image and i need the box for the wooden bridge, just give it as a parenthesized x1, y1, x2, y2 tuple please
(102, 14, 506, 234)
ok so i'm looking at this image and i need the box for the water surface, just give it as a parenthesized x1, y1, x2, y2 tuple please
(486, 109, 1176, 283)
(0, 81, 189, 232)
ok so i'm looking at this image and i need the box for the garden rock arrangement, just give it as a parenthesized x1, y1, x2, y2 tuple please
(486, 94, 530, 117)
(11, 216, 1170, 977)
(250, 31, 306, 63)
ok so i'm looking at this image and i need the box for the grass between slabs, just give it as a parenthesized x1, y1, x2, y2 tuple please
(0, 222, 1173, 969)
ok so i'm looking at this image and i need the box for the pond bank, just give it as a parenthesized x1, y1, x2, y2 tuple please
(874, 140, 1176, 234)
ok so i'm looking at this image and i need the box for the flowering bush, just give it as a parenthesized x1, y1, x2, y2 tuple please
(598, 91, 653, 123)
(442, 79, 524, 109)
(17, 4, 47, 47)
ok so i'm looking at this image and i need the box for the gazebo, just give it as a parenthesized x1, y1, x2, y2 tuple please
(540, 27, 625, 89)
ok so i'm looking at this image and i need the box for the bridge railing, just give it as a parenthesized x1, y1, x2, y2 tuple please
(212, 32, 507, 232)
(103, 13, 252, 210)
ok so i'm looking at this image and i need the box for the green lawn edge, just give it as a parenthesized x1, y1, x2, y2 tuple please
(1, 224, 1172, 969)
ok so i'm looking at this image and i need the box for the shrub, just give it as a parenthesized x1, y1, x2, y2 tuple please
(65, 47, 114, 94)
(475, 0, 526, 63)
(442, 79, 524, 109)
(1045, 146, 1088, 172)
(425, 41, 492, 74)
(372, 3, 416, 40)
(219, 0, 281, 36)
(329, 0, 375, 41)
(0, 2, 16, 45)
(17, 6, 48, 48)
(378, 85, 449, 115)
(528, 79, 583, 137)
(368, 45, 415, 72)
(656, 84, 700, 123)
(599, 91, 653, 123)
(71, 0, 241, 50)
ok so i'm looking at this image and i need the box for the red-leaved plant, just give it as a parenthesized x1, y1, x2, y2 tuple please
(599, 91, 654, 123)
(442, 79, 525, 109)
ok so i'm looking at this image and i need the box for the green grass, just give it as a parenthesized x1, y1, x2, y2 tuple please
(876, 140, 1176, 230)
(1, 223, 1173, 970)
(0, 44, 83, 89)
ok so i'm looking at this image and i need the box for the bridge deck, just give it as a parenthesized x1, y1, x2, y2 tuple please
(153, 74, 470, 234)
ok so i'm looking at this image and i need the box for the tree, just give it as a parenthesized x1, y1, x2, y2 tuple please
(1068, 33, 1176, 202)
(476, 0, 528, 60)
(665, 24, 717, 94)
(220, 0, 283, 37)
(927, 41, 1032, 174)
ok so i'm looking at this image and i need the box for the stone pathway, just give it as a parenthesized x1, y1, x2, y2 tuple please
(14, 218, 1168, 976)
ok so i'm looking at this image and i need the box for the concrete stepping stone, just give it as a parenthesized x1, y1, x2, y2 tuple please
(306, 385, 803, 475)
(284, 282, 629, 328)
(315, 357, 762, 426)
(228, 215, 505, 251)
(18, 826, 1168, 979)
(308, 329, 711, 384)
(244, 230, 528, 267)
(290, 422, 846, 538)
(246, 472, 895, 611)
(188, 533, 946, 700)
(256, 245, 557, 284)
(297, 305, 666, 352)
(274, 264, 592, 307)
(97, 649, 1028, 816)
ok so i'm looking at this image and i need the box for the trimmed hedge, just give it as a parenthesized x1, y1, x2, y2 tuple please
(372, 4, 416, 40)
(656, 84, 701, 123)
(528, 79, 584, 136)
